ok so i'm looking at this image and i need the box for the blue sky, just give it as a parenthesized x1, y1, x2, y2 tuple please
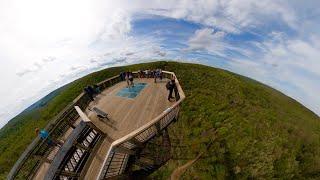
(0, 0, 319, 128)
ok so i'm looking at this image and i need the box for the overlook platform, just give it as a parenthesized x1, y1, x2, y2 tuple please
(83, 79, 173, 179)
(9, 71, 184, 180)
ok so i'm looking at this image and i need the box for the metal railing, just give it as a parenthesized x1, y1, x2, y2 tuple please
(8, 75, 122, 180)
(44, 121, 103, 179)
(98, 71, 185, 179)
(102, 151, 129, 178)
(8, 70, 183, 180)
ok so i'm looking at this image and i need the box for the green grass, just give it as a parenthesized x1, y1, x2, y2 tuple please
(0, 61, 319, 179)
(151, 62, 320, 179)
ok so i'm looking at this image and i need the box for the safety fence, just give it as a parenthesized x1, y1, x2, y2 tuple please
(44, 121, 103, 179)
(98, 71, 185, 179)
(8, 70, 183, 180)
(8, 75, 122, 180)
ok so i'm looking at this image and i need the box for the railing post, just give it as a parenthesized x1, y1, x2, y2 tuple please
(155, 121, 162, 136)
(66, 119, 76, 129)
(87, 122, 105, 137)
(173, 106, 180, 122)
(74, 142, 90, 151)
(114, 145, 135, 155)
(34, 155, 52, 164)
(128, 138, 144, 148)
(59, 170, 80, 178)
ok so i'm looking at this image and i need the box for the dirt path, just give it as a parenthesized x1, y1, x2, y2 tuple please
(170, 152, 203, 180)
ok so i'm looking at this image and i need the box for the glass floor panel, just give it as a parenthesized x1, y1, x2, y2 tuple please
(116, 83, 147, 99)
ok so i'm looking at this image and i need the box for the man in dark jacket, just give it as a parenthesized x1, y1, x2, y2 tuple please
(84, 86, 95, 101)
(166, 79, 176, 101)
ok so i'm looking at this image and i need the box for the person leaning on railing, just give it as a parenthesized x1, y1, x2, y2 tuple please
(84, 84, 101, 102)
(154, 69, 162, 83)
(120, 72, 126, 81)
(166, 77, 177, 102)
(35, 128, 63, 147)
(159, 69, 163, 80)
(129, 72, 134, 87)
(84, 86, 95, 101)
(145, 69, 150, 78)
(138, 69, 145, 78)
(93, 84, 101, 94)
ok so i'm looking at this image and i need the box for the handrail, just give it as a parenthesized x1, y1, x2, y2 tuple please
(113, 89, 184, 146)
(44, 121, 102, 179)
(8, 70, 184, 180)
(8, 74, 122, 180)
(7, 102, 79, 180)
(97, 71, 185, 179)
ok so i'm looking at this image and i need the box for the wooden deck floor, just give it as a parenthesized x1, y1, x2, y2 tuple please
(84, 78, 173, 179)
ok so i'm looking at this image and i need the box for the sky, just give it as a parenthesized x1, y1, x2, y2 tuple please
(0, 0, 319, 128)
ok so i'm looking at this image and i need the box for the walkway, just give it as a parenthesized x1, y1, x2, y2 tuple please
(83, 78, 173, 179)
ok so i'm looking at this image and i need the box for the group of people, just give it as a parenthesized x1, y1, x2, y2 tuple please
(120, 69, 179, 101)
(84, 85, 100, 101)
(120, 69, 164, 88)
(37, 69, 179, 148)
(153, 69, 163, 83)
(138, 69, 163, 82)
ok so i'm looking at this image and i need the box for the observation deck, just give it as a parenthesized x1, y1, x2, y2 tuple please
(8, 71, 185, 180)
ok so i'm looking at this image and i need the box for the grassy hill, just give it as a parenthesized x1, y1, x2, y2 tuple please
(0, 61, 319, 179)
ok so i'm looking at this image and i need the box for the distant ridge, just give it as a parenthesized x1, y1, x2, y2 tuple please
(1, 61, 319, 179)
(23, 86, 66, 113)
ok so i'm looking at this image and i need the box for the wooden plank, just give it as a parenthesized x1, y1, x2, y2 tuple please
(84, 78, 174, 179)
(44, 121, 87, 180)
(94, 72, 185, 179)
(75, 106, 91, 122)
(29, 72, 185, 180)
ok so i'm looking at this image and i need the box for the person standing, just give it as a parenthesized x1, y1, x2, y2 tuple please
(145, 69, 150, 78)
(166, 78, 176, 101)
(138, 70, 142, 78)
(35, 128, 63, 147)
(125, 72, 130, 88)
(120, 72, 125, 81)
(129, 72, 134, 87)
(93, 84, 101, 94)
(154, 69, 159, 83)
(84, 86, 94, 101)
(159, 69, 163, 81)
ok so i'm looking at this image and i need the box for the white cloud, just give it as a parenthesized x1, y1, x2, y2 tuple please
(16, 56, 57, 77)
(98, 10, 132, 41)
(0, 0, 158, 126)
(0, 0, 320, 128)
(42, 56, 56, 62)
(142, 0, 298, 34)
(186, 28, 254, 59)
(226, 32, 320, 115)
(187, 28, 226, 52)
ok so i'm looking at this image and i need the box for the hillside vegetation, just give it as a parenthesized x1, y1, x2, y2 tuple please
(151, 62, 320, 179)
(0, 61, 319, 179)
